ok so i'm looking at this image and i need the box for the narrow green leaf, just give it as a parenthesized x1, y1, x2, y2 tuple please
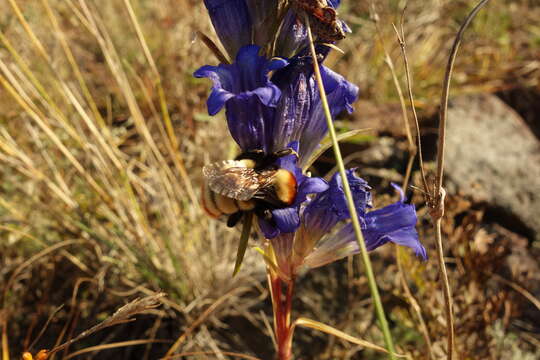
(303, 129, 370, 171)
(305, 17, 397, 358)
(233, 212, 253, 276)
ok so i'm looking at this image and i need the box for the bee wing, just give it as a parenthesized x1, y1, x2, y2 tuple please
(203, 160, 268, 201)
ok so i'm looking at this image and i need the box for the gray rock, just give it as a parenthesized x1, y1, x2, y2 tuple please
(445, 93, 540, 241)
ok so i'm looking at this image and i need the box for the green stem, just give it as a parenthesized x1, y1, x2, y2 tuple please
(305, 21, 397, 359)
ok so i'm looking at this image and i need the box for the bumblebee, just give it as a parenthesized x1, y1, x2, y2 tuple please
(291, 0, 346, 42)
(201, 149, 298, 227)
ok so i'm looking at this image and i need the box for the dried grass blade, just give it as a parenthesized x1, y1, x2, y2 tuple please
(292, 318, 408, 358)
(63, 339, 170, 360)
(122, 0, 199, 209)
(6, 0, 49, 61)
(49, 294, 165, 356)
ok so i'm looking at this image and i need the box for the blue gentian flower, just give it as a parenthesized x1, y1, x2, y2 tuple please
(194, 45, 288, 153)
(203, 0, 253, 59)
(270, 171, 426, 279)
(195, 45, 357, 238)
(271, 53, 358, 167)
(195, 45, 358, 157)
(203, 0, 350, 60)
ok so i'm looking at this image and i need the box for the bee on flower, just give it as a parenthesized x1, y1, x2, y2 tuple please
(195, 44, 358, 238)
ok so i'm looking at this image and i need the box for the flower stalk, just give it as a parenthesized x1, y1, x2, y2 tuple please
(305, 18, 397, 359)
(268, 271, 294, 360)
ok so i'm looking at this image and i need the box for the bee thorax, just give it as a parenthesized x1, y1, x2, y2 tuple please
(273, 169, 297, 205)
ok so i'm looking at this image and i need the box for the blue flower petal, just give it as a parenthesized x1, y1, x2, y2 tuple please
(275, 10, 308, 58)
(296, 177, 329, 204)
(329, 169, 372, 219)
(194, 45, 288, 152)
(362, 199, 426, 259)
(304, 184, 426, 269)
(271, 58, 359, 165)
(272, 207, 301, 233)
(259, 217, 279, 239)
(207, 88, 235, 115)
(302, 170, 371, 238)
(203, 0, 252, 58)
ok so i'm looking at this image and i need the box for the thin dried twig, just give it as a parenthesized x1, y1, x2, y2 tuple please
(28, 305, 65, 352)
(490, 274, 540, 312)
(63, 339, 171, 360)
(391, 16, 429, 196)
(167, 351, 262, 360)
(431, 1, 492, 359)
(435, 0, 492, 194)
(374, 5, 433, 356)
(48, 293, 165, 356)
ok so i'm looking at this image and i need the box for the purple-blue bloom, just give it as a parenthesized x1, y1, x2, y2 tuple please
(302, 169, 372, 237)
(203, 0, 253, 59)
(275, 171, 426, 276)
(203, 0, 350, 60)
(195, 45, 358, 162)
(194, 45, 288, 153)
(195, 45, 358, 239)
(271, 53, 359, 166)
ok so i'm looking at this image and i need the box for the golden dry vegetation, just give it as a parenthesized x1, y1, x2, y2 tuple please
(0, 0, 539, 359)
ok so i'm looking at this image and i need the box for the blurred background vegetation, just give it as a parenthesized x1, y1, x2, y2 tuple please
(0, 0, 538, 359)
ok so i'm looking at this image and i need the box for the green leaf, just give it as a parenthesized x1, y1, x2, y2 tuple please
(303, 129, 371, 171)
(233, 212, 253, 276)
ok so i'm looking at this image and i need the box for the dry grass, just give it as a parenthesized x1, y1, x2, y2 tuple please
(0, 0, 538, 359)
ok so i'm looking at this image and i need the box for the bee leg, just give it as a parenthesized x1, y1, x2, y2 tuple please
(263, 209, 273, 221)
(274, 148, 298, 159)
(227, 211, 244, 227)
(235, 149, 264, 161)
(259, 148, 300, 169)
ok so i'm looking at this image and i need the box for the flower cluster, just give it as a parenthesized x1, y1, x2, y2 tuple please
(196, 0, 425, 278)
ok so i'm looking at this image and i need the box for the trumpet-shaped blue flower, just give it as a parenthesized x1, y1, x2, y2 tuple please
(271, 53, 358, 166)
(194, 45, 357, 238)
(270, 171, 426, 278)
(195, 45, 358, 160)
(303, 181, 426, 270)
(203, 0, 350, 59)
(194, 45, 288, 153)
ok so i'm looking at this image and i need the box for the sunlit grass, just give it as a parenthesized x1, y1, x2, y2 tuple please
(0, 0, 538, 358)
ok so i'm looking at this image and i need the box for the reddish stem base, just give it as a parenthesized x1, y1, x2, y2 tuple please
(269, 274, 295, 360)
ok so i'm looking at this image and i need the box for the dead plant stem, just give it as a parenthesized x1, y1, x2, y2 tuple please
(433, 1, 491, 358)
(392, 23, 429, 195)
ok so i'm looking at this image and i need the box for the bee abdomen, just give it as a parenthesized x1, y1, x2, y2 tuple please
(236, 199, 256, 211)
(201, 181, 255, 218)
(201, 181, 221, 218)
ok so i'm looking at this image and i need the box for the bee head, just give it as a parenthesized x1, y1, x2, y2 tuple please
(236, 148, 299, 170)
